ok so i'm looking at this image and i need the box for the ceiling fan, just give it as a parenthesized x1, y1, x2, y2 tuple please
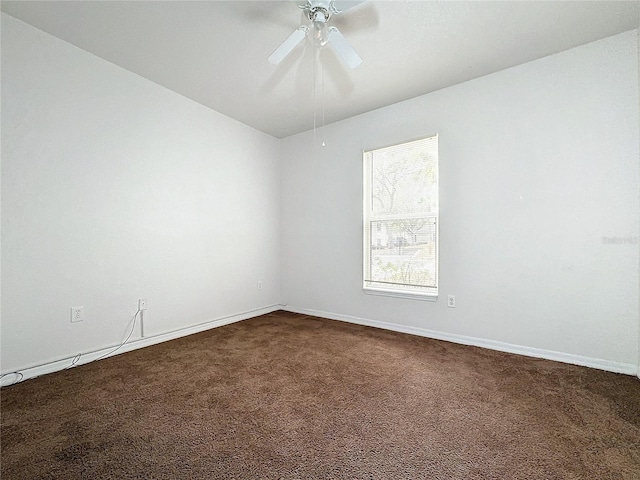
(268, 0, 364, 69)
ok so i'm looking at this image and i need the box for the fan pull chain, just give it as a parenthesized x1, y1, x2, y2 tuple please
(321, 47, 326, 147)
(313, 46, 317, 146)
(312, 46, 326, 148)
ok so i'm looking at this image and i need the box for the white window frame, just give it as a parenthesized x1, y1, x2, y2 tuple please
(362, 135, 439, 301)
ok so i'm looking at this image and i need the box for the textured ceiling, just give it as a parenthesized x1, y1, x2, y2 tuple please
(2, 1, 639, 139)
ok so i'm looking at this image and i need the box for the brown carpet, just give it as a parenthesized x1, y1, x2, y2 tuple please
(1, 310, 639, 479)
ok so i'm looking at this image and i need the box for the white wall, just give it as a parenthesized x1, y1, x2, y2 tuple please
(1, 14, 281, 374)
(281, 30, 640, 373)
(2, 14, 638, 380)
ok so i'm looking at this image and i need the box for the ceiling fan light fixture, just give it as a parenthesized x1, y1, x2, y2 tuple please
(268, 0, 364, 68)
(310, 19, 329, 46)
(308, 6, 330, 46)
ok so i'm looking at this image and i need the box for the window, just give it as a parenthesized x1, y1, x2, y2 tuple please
(363, 135, 438, 298)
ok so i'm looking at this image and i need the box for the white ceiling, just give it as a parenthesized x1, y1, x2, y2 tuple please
(2, 1, 639, 139)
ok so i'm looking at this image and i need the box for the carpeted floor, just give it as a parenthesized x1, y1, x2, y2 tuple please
(1, 310, 639, 479)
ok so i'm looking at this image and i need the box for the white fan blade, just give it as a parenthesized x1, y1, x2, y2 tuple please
(268, 26, 308, 65)
(327, 26, 362, 68)
(332, 1, 365, 14)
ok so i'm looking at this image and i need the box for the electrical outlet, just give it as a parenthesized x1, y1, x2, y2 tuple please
(447, 295, 456, 308)
(138, 298, 148, 311)
(70, 306, 84, 323)
(257, 281, 263, 291)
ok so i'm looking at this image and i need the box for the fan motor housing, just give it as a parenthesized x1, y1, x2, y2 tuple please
(307, 5, 331, 22)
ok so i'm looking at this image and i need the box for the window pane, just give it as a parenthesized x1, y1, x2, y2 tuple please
(363, 135, 439, 296)
(367, 218, 437, 288)
(371, 138, 437, 216)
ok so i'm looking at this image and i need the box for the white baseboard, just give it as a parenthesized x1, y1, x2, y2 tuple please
(283, 305, 639, 376)
(0, 304, 284, 387)
(3, 303, 636, 387)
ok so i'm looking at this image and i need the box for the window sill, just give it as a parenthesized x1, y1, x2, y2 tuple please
(363, 287, 438, 302)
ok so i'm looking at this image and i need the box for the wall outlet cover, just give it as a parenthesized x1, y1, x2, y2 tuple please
(70, 306, 84, 322)
(447, 295, 456, 308)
